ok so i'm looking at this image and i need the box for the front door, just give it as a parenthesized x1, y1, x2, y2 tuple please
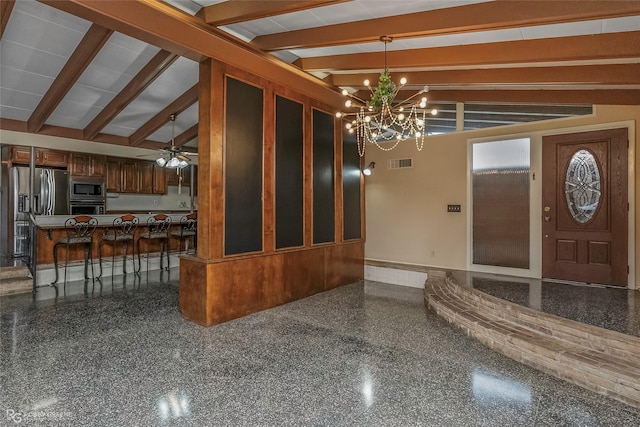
(542, 128, 628, 287)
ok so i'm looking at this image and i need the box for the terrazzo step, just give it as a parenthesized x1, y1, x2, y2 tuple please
(0, 265, 31, 280)
(0, 277, 32, 296)
(424, 273, 640, 409)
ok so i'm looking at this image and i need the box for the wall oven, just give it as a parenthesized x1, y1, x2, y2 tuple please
(69, 200, 105, 216)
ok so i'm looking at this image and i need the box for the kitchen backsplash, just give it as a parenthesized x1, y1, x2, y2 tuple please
(106, 185, 196, 212)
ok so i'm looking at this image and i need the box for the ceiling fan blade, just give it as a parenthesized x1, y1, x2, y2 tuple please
(177, 154, 191, 161)
(181, 151, 198, 156)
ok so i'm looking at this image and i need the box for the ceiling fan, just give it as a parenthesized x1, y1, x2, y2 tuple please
(142, 114, 197, 169)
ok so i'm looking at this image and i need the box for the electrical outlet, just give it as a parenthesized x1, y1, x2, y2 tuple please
(153, 199, 158, 206)
(447, 204, 461, 213)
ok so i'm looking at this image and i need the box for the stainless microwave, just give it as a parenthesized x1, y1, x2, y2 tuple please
(69, 178, 104, 201)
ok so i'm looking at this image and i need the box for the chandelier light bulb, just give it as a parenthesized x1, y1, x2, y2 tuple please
(417, 119, 424, 126)
(345, 100, 352, 108)
(345, 123, 352, 129)
(363, 79, 370, 86)
(398, 107, 404, 112)
(422, 97, 427, 103)
(419, 101, 427, 108)
(415, 131, 421, 137)
(431, 109, 438, 116)
(372, 132, 377, 138)
(364, 116, 371, 123)
(336, 112, 342, 118)
(398, 113, 405, 121)
(400, 77, 407, 85)
(342, 89, 349, 96)
(348, 128, 354, 134)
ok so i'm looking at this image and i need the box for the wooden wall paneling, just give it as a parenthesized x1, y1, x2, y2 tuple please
(334, 115, 344, 243)
(275, 95, 305, 249)
(198, 59, 225, 260)
(224, 76, 264, 255)
(312, 108, 335, 244)
(179, 241, 363, 327)
(263, 83, 276, 253)
(304, 100, 313, 247)
(325, 241, 365, 290)
(342, 128, 362, 240)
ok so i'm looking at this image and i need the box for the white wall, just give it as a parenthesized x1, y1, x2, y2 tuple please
(364, 105, 639, 289)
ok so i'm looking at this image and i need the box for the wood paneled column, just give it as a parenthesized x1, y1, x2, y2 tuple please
(197, 59, 224, 260)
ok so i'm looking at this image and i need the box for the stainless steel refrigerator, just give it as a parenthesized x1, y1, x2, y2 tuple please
(6, 166, 69, 257)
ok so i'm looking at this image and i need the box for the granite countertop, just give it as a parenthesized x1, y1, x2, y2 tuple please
(34, 213, 193, 228)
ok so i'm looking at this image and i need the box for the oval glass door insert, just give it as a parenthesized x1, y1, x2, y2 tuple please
(565, 149, 601, 224)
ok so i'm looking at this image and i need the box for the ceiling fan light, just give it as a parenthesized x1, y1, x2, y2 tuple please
(156, 157, 167, 167)
(167, 157, 181, 168)
(178, 159, 189, 169)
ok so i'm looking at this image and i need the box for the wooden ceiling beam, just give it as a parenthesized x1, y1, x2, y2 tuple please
(330, 64, 640, 87)
(0, 0, 16, 39)
(173, 124, 198, 148)
(83, 50, 178, 140)
(197, 0, 350, 26)
(254, 0, 640, 51)
(129, 84, 198, 146)
(297, 31, 640, 72)
(27, 24, 113, 133)
(41, 0, 344, 109)
(387, 89, 640, 105)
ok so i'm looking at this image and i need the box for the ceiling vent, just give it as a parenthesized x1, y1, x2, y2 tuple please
(388, 158, 413, 169)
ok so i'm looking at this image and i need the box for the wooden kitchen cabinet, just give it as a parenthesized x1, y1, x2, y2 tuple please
(105, 158, 121, 192)
(120, 159, 138, 193)
(153, 165, 168, 194)
(138, 161, 154, 193)
(70, 153, 106, 177)
(10, 146, 68, 168)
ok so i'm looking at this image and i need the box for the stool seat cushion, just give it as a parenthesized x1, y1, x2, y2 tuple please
(103, 234, 134, 242)
(140, 231, 168, 239)
(59, 236, 92, 244)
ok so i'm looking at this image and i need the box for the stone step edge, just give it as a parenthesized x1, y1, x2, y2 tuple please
(424, 277, 640, 409)
(0, 265, 32, 280)
(440, 274, 640, 360)
(0, 277, 32, 296)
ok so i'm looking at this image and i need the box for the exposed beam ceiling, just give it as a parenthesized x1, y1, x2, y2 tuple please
(197, 0, 350, 26)
(83, 50, 179, 140)
(174, 124, 199, 147)
(254, 0, 640, 51)
(329, 64, 640, 88)
(0, 0, 15, 39)
(27, 24, 113, 132)
(1, 0, 640, 154)
(129, 84, 199, 146)
(297, 31, 640, 72)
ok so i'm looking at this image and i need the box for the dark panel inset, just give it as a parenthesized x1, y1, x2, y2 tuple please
(275, 96, 304, 249)
(312, 109, 335, 244)
(225, 77, 263, 255)
(342, 129, 361, 240)
(556, 239, 577, 263)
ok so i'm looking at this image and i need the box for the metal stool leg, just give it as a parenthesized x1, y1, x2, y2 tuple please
(51, 242, 61, 285)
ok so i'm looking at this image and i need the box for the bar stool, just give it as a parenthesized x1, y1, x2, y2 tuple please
(170, 213, 197, 254)
(136, 214, 172, 273)
(51, 215, 98, 286)
(98, 214, 139, 279)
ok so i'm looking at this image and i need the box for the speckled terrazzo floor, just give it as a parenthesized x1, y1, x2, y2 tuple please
(2, 274, 640, 426)
(467, 275, 640, 337)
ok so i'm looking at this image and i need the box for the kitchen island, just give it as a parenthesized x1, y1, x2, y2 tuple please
(33, 213, 194, 265)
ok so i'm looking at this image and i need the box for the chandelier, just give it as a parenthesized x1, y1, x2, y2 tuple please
(336, 36, 438, 157)
(155, 114, 189, 169)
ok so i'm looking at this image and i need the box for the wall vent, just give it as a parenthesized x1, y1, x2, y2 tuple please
(388, 158, 413, 169)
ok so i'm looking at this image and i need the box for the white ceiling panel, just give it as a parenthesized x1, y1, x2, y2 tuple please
(0, 87, 42, 114)
(0, 39, 71, 78)
(0, 104, 33, 122)
(12, 0, 92, 33)
(45, 85, 112, 129)
(147, 102, 199, 143)
(101, 57, 199, 136)
(0, 65, 54, 97)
